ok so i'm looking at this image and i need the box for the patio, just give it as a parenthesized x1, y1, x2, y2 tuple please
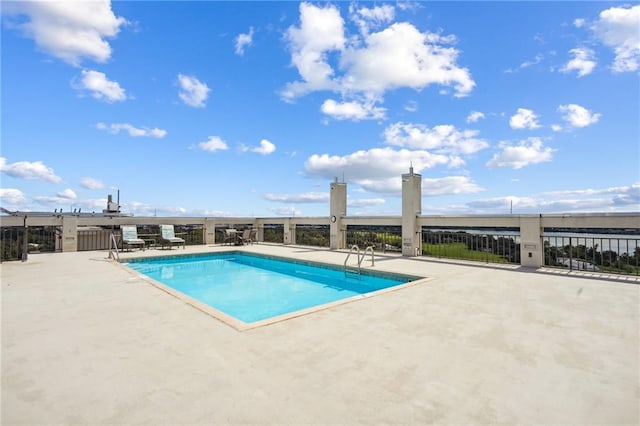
(2, 244, 638, 425)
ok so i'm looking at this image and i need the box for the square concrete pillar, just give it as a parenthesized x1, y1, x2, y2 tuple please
(520, 215, 543, 268)
(402, 167, 422, 257)
(283, 218, 294, 245)
(330, 180, 347, 250)
(61, 216, 78, 252)
(204, 219, 216, 245)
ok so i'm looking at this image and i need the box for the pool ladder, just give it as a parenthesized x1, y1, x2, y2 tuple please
(344, 245, 375, 277)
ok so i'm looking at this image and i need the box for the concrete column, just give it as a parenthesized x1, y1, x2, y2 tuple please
(204, 219, 216, 245)
(520, 215, 543, 268)
(61, 216, 78, 252)
(329, 180, 347, 250)
(401, 167, 422, 257)
(283, 218, 293, 245)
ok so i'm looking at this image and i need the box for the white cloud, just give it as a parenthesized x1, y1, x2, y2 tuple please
(282, 3, 475, 107)
(404, 100, 418, 112)
(465, 196, 527, 211)
(73, 69, 127, 102)
(560, 47, 596, 77)
(177, 74, 210, 108)
(244, 139, 276, 155)
(269, 206, 303, 216)
(486, 138, 555, 169)
(235, 27, 254, 56)
(384, 122, 489, 155)
(119, 200, 190, 217)
(80, 177, 105, 190)
(504, 53, 545, 74)
(264, 192, 328, 203)
(194, 136, 228, 152)
(573, 18, 586, 28)
(282, 2, 345, 100)
(349, 3, 395, 36)
(422, 176, 484, 196)
(340, 22, 475, 98)
(306, 148, 449, 181)
(57, 189, 77, 200)
(520, 53, 544, 69)
(465, 183, 640, 214)
(557, 104, 601, 128)
(611, 182, 640, 206)
(2, 0, 128, 66)
(509, 108, 540, 130)
(97, 122, 167, 138)
(348, 198, 386, 207)
(591, 5, 640, 73)
(304, 147, 461, 194)
(0, 157, 62, 183)
(0, 188, 26, 205)
(466, 111, 485, 123)
(321, 99, 386, 120)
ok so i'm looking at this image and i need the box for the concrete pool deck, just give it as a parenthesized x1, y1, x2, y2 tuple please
(2, 244, 639, 425)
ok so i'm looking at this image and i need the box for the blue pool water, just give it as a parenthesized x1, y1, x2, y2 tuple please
(126, 252, 418, 323)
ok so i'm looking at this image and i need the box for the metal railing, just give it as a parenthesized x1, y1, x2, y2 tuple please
(421, 229, 521, 265)
(295, 225, 330, 247)
(346, 226, 402, 252)
(1, 226, 59, 261)
(76, 225, 205, 252)
(263, 224, 284, 244)
(108, 232, 120, 261)
(2, 214, 638, 277)
(78, 227, 113, 251)
(543, 233, 640, 275)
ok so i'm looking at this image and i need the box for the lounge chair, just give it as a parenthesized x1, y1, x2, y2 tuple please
(121, 225, 146, 251)
(159, 224, 185, 249)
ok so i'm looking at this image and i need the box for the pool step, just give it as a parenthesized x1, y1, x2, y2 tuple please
(344, 266, 361, 277)
(343, 244, 375, 279)
(344, 267, 361, 279)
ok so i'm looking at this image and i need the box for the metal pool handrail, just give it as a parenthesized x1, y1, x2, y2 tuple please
(108, 232, 120, 261)
(344, 245, 375, 276)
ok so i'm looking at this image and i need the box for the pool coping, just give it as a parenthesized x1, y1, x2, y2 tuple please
(118, 250, 432, 331)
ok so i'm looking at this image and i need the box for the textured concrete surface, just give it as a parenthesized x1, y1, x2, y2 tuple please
(2, 244, 639, 425)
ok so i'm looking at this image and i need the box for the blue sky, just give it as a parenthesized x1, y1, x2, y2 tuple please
(1, 1, 639, 217)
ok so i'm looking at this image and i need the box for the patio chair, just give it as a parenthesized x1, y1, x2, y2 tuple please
(121, 225, 146, 251)
(159, 224, 185, 249)
(239, 228, 257, 245)
(238, 229, 251, 245)
(223, 228, 238, 245)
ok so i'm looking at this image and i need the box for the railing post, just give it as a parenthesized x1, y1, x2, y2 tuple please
(520, 215, 542, 268)
(21, 216, 28, 262)
(61, 216, 78, 252)
(330, 179, 347, 250)
(401, 167, 422, 257)
(283, 218, 292, 245)
(204, 218, 216, 245)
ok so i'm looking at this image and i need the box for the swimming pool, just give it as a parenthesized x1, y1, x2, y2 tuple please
(125, 252, 423, 329)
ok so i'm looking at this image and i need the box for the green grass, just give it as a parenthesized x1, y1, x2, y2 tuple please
(422, 242, 509, 263)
